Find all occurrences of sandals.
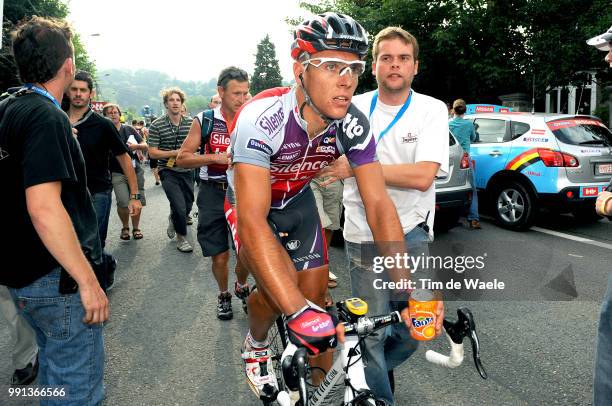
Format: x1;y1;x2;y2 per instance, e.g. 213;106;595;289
132;229;143;240
120;227;130;240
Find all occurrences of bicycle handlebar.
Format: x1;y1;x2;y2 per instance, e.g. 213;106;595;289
340;306;487;379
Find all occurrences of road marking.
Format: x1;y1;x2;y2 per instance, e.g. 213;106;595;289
532;226;612;250
567;254;583;258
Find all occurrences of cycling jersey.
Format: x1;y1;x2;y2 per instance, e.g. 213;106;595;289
194;106;230;183
228;87;377;209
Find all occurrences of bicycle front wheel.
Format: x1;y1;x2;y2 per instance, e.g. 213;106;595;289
269;316;288;393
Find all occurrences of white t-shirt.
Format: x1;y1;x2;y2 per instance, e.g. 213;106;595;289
343;89;450;243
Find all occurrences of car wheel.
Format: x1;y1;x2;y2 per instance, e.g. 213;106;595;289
572;206;603;222
492;181;536;230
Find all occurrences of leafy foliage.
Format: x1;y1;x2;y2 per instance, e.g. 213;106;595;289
251;35;283;95
1;0;96;90
302;0;611;108
96;68;217;117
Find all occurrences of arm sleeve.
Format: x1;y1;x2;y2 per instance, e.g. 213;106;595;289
105;120;130;156
230;110;274;169
414;100;450;177
336;103;378;168
147;123;160;148
22;115;77;188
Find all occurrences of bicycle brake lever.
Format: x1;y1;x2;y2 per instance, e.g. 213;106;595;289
443;307;487;379
470;329;488;379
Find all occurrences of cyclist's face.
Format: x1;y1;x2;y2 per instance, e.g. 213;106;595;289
219;80;249;115
68;80;92;107
373;38;419;93
296;50;360;120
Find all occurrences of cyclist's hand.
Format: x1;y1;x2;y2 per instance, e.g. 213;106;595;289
287;305;338;355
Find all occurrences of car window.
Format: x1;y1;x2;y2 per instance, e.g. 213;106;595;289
449;131;456;146
547;118;612;146
473;119;507;143
511;122;531;139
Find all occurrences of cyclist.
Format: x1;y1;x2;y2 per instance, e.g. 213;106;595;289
228;12;409;402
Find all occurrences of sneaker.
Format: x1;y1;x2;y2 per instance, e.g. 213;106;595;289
328;271;338;288
176;239;193;253
186;215;193;225
241;337;278;402
106;269;116;291
11;355;38;386
217;292;233;320
105;256;117;291
469;219;482;229
234;282;251;313
167;215;176;239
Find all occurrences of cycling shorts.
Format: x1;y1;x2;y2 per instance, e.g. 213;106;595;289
225;187;328;271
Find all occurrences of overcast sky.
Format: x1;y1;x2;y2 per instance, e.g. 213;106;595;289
69;0;314;82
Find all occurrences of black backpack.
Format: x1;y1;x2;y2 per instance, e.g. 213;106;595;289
199;108;215;153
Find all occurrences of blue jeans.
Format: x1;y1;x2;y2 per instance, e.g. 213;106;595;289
467;161;480;221
346;226;430;405
594;273;612;405
9;269;105;406
91;189;112;249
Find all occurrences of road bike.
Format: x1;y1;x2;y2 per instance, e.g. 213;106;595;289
265;298;487;405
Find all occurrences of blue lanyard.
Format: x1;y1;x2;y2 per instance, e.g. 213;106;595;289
369;90;413;144
24;83;61;110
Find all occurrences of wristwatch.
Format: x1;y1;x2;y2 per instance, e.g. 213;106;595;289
129;193;141;200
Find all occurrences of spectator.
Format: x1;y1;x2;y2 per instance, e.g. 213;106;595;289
177;66;251;320
103;103;148;241
67;71;142;251
587;24;612;406
148;87;195;252
0;286;38;385
322;26;448;404
310;175;342;291
0;16;108;403
208;93;221;109
449;98;481;229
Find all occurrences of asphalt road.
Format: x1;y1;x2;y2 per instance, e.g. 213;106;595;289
1;170;610;405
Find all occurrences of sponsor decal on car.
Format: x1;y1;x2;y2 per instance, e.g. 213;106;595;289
506;148;542;172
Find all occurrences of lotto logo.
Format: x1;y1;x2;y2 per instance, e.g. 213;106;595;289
342;113;364;139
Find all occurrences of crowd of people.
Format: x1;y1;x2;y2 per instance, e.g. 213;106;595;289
0;11;610;406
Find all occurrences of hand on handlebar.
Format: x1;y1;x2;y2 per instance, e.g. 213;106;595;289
401;299;445;338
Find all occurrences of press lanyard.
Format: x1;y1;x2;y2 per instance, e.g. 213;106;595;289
166;115;181;149
24;83;61;110
369;89;412;144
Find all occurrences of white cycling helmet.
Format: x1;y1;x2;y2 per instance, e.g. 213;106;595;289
587;25;612;51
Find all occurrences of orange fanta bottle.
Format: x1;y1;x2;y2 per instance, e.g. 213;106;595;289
408;289;438;341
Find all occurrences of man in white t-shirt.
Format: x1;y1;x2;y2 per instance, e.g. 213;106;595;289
321;26;449;405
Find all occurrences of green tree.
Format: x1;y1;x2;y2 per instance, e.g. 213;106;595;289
299;0;611;108
251;35;283;95
1;0;96;90
186;95;211;115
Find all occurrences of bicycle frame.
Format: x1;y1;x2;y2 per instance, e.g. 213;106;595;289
277;334;376;406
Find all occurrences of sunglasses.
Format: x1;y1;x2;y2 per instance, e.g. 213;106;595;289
302;57;366;78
